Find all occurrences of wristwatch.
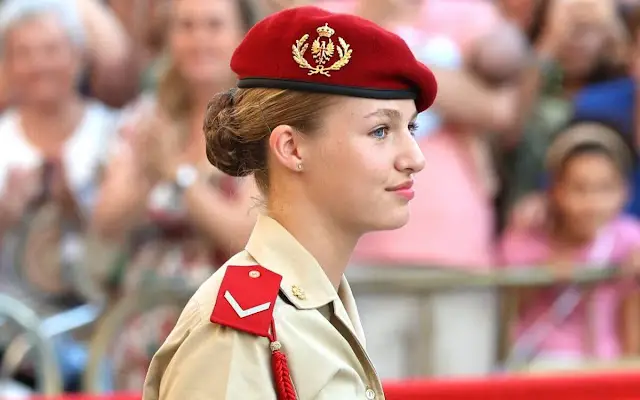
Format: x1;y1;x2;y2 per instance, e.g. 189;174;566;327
173;164;199;192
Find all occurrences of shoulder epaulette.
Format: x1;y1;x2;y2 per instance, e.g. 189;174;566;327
210;265;282;338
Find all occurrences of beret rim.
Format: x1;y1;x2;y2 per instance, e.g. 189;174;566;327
237;77;418;102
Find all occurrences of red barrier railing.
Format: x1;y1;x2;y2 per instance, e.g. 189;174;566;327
384;372;640;400
22;372;640;400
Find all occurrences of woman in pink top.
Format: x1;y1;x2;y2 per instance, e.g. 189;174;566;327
501;121;640;370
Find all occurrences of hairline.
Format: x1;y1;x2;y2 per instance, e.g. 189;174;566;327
0;2;85;58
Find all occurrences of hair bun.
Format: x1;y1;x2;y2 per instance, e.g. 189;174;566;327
203;89;265;177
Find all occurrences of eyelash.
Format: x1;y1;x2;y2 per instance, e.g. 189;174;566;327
408;121;419;135
370;121;420;140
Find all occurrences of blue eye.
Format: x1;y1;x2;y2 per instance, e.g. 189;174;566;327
371;126;388;140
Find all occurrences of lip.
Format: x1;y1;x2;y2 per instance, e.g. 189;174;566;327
387;180;414;191
387;180;415;201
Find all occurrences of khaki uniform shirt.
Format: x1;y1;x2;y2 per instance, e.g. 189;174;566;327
143;215;384;400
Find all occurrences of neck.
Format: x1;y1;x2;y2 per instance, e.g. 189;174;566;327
267;197;359;289
189;78;233;107
549;220;593;249
20;93;81;117
187;89;215;140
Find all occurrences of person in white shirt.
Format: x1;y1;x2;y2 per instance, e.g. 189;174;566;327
0;0;119;388
0;0;119;239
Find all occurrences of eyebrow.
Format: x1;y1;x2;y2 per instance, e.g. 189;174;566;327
364;108;419;121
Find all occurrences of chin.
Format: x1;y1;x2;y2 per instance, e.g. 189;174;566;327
368;208;411;232
29;92;66;106
185;65;227;84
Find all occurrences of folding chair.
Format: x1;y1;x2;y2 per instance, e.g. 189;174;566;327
82;277;194;393
0;294;62;395
0;168;108;388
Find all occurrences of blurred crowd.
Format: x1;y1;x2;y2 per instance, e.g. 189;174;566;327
4;0;640;395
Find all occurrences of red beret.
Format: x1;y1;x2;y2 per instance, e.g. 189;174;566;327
231;6;438;112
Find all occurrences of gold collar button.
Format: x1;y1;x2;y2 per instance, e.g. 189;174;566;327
291;285;306;300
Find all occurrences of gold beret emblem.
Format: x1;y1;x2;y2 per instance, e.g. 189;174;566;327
292;23;353;77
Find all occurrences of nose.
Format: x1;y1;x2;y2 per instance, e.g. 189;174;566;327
394;134;425;174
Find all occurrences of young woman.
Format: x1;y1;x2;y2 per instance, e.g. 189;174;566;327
501;121;640;371
143;5;436;400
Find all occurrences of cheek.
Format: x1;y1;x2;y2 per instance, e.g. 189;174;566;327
554;189;583;215
216;28;243;49
328;140;389;186
605;187;626;210
5;58;25;78
170;35;192;59
573;35;605;61
313;140;353;182
309;138;388;202
51;51;78;73
170;28;207;52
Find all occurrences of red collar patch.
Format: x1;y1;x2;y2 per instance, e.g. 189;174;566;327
210;265;283;338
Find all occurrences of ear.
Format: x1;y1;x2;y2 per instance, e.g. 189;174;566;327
268;124;304;172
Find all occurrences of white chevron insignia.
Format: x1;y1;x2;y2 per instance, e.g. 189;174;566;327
224;291;271;318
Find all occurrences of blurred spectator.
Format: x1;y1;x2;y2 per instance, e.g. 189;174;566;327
567;3;640;217
0;0;136;109
468;22;530;87
109;0;262;93
501;121;640;370
71;0;137;107
421;0;502;51
106;0;169;93
498;0;550;43
0;0;119;277
505;0;628;224
0;0;121;390
93;0;261;288
90;0;263;389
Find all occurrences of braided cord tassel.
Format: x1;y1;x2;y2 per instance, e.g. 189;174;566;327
269;320;297;400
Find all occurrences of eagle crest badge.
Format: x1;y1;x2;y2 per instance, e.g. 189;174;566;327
292;23;353;77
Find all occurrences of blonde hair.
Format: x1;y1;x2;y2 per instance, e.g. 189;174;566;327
203;88;335;194
157;63;190;124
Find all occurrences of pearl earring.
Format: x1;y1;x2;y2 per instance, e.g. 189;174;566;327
296;163;303;171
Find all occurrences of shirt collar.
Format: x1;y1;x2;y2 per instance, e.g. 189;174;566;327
336;276;366;345
245;214;338;310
